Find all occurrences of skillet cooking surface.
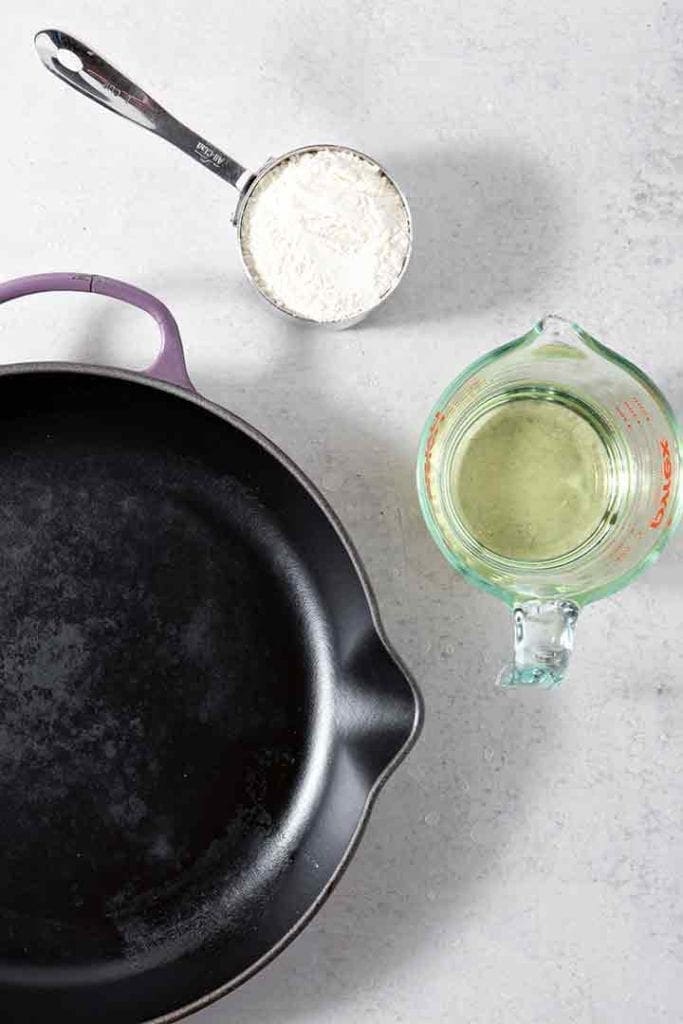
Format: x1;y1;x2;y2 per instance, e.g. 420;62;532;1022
0;371;418;1023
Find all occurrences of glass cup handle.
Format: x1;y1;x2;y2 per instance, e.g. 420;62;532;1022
498;599;580;689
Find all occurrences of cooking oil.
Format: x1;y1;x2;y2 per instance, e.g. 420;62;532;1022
450;390;615;562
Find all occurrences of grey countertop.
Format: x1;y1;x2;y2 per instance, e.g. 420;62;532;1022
3;1;682;1021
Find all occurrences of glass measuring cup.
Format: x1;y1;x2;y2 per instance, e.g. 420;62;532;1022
417;316;681;687
35;29;412;329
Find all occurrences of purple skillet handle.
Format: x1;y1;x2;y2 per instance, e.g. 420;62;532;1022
0;272;194;391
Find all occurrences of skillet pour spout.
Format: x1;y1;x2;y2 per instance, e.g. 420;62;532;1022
340;629;422;788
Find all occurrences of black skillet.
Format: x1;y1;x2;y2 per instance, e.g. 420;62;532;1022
0;273;422;1024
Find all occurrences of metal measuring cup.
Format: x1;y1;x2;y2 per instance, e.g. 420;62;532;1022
35;30;413;329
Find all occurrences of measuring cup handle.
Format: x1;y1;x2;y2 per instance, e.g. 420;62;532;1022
497;599;580;689
0;272;194;391
35;29;254;191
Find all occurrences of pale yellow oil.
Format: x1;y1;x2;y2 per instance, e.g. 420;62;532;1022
451;396;612;561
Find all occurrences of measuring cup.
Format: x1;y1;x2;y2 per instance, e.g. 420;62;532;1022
35;29;412;329
417;315;681;688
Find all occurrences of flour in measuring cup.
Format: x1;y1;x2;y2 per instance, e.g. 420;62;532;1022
240;149;410;323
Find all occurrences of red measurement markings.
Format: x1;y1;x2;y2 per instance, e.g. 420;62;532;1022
424;411;446;501
424;377;484;501
615;395;653;430
611;541;632;564
463;375;483;397
631;396;652;423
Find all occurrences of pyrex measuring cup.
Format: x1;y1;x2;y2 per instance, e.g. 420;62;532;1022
418;316;681;688
35;29;412;329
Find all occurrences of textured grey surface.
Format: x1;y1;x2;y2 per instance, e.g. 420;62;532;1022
2;1;683;1021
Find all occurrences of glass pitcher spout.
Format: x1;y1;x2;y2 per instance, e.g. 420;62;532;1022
498;600;579;689
534;313;587;347
533;312;599;341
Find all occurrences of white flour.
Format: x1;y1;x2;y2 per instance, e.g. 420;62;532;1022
239;148;411;323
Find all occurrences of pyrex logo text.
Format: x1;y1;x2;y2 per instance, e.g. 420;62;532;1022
650;439;673;528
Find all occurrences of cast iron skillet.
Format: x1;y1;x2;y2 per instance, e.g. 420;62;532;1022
0;273;422;1024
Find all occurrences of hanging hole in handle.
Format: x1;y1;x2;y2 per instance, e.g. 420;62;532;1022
56;48;83;73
